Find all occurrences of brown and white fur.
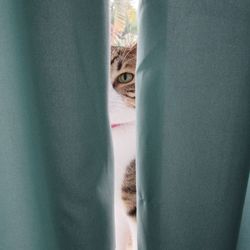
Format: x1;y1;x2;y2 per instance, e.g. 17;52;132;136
109;45;137;250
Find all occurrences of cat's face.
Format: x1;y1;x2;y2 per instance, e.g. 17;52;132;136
109;45;136;127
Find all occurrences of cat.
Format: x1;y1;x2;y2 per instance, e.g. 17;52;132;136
109;44;137;250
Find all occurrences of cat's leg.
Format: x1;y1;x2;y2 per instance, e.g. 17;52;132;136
115;202;130;250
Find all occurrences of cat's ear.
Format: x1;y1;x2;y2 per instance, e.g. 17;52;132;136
124;43;137;62
129;43;137;56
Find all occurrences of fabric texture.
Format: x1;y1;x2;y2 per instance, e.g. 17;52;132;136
137;1;250;249
1;0;250;250
0;1;114;250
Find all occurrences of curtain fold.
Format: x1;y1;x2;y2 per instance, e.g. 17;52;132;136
137;0;250;249
237;178;250;250
0;1;114;250
1;0;250;249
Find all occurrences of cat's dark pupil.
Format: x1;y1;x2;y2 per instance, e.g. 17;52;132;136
119;73;133;83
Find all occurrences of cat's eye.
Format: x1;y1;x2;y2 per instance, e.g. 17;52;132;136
117;73;134;83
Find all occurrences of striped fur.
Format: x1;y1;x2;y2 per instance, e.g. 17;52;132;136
122;160;136;218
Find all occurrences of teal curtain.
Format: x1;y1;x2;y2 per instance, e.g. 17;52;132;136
238;180;250;250
0;1;113;250
1;1;250;250
137;0;250;250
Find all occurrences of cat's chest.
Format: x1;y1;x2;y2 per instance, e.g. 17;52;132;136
111;124;136;185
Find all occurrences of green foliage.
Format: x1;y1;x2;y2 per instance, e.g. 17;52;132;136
111;0;137;46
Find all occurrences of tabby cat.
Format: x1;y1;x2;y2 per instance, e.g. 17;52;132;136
109;44;137;250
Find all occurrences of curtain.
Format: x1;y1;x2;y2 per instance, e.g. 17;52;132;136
137;0;250;250
1;1;250;250
0;1;113;250
238;181;250;250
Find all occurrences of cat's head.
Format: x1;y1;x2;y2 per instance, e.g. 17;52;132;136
109;44;136;127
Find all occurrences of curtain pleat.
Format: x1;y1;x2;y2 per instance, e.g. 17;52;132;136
2;0;250;249
0;1;114;250
137;0;250;249
237;178;250;250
